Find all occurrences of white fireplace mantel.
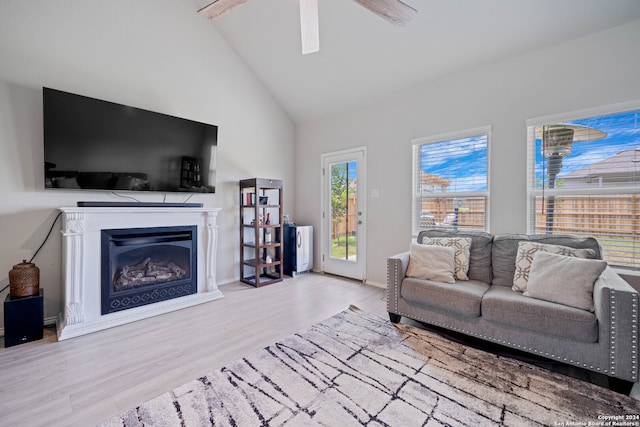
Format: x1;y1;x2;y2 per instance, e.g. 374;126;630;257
56;206;224;340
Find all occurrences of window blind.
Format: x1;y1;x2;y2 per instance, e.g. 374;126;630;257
412;126;490;235
527;108;640;269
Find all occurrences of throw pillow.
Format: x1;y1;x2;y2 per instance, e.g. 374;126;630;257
406;243;456;284
523;251;607;312
421;237;472;280
512;242;596;292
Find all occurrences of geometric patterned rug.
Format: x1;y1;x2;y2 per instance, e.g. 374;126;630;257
97;306;640;426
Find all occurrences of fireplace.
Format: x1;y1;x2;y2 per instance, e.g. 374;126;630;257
57;206;223;340
101;226;197;315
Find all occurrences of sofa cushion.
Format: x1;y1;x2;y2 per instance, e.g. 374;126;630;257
482;286;598;343
406;243;456;283
418;229;494;283
491;234;602;288
421;236;472;280
524;252;607;312
512;242;597;292
401;278;489;317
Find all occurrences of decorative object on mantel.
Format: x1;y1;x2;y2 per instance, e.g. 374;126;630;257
197;0;417;54
98;306;640;426
8;260;40;298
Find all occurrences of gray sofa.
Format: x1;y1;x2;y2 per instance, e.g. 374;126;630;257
387;229;640;383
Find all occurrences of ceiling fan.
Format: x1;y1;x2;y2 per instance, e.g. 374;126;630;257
197;0;417;54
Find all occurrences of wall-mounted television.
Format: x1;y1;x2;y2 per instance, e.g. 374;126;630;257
43;87;218;194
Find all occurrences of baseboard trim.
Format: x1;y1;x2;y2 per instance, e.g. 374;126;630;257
217;278;241;286
366;280;386;289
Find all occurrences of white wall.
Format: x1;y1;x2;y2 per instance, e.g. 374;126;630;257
296;20;640;286
0;0;295;328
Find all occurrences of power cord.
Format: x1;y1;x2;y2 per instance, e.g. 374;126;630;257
0;212;62;294
110;191;141;202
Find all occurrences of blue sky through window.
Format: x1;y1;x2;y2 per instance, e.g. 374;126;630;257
420;135;488;193
534;110;640;188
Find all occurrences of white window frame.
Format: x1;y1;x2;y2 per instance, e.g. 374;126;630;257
526;101;640;271
411;125;491;237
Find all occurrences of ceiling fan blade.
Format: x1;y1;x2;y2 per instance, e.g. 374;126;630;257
197;0;247;20
351;0;417;27
300;0;320;55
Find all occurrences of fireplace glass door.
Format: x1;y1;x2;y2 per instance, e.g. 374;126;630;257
101;226;197;314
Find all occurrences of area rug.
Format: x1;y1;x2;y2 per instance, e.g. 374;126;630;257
98;306;640;426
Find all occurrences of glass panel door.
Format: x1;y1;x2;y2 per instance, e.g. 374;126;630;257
321;147;366;281
330;160;357;261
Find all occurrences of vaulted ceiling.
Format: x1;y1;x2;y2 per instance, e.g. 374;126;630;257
193;0;640;123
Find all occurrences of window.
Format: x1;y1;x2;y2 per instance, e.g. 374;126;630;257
527;107;640;269
412;126;490;235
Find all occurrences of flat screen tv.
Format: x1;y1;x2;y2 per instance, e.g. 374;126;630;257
43;87;217;194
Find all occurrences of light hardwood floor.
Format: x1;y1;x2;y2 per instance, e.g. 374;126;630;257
0;274;387;427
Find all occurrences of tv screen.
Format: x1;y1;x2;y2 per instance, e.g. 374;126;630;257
43;87;217;194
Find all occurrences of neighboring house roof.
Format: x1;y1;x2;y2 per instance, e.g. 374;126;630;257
560;147;640;183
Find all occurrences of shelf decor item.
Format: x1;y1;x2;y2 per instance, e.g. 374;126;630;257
239;178;283;287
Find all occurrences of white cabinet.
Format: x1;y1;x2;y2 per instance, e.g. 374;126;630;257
284;225;313;277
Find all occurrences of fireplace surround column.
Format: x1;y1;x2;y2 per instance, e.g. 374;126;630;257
61;211;85;325
205;210;218;293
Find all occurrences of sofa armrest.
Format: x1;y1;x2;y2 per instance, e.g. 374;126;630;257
387;252;410;316
594;266;640;381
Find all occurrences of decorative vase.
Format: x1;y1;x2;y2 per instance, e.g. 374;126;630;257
9;260;40;298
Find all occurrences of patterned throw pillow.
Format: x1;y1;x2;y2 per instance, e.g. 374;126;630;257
512;242;596;292
421;237;472;281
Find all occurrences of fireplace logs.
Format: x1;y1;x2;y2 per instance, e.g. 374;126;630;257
114;257;187;291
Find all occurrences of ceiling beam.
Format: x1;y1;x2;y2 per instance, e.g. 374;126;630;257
351;0;417;28
197;0;247;20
